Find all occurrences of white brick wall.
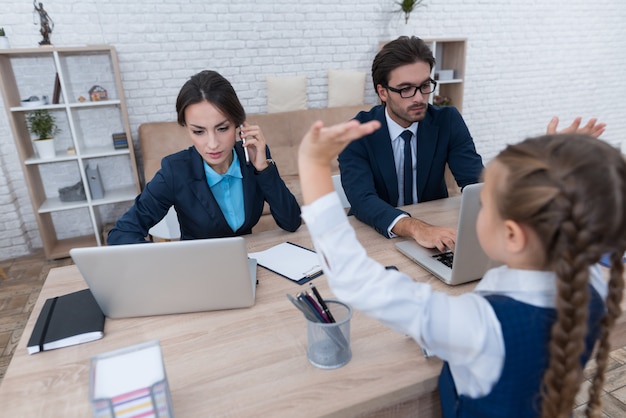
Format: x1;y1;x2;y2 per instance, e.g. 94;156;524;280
1;0;625;260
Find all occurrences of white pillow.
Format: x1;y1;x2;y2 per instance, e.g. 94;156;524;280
328;69;366;107
266;75;307;113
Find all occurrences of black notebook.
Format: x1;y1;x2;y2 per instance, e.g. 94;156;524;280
27;288;105;355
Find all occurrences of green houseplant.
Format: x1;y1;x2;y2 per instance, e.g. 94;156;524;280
27;109;60;140
27;109;60;158
396;0;426;24
0;27;9;49
433;95;452;107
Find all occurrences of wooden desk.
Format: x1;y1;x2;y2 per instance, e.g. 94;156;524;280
1;197;624;417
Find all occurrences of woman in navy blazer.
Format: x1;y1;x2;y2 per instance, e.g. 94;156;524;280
108;70;301;245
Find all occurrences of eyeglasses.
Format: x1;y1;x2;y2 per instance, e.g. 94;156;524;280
386;79;437;98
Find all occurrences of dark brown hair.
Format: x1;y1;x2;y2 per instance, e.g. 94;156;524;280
494;134;626;417
175;70;245;127
371;36;435;96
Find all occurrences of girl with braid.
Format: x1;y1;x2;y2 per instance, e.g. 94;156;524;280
297;118;626;417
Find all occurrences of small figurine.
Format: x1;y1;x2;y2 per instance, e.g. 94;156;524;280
89;85;108;101
58;180;86;202
33;1;54;46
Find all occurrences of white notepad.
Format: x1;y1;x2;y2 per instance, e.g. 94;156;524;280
90;340;174;417
249;242;323;284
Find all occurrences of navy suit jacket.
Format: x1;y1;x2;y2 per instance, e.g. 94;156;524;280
107;142;301;245
338;104;483;237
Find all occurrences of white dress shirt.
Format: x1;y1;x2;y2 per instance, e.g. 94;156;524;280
385;108;418;236
301;192;607;398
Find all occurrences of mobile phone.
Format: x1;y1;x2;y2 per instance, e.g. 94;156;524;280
239;124;250;165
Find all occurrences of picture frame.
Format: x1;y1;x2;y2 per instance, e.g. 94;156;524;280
52;73;61;104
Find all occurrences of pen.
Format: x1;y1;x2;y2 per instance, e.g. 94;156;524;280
239;124;250;165
295;292;320;321
309;282;335;323
303;292;330;323
297;292;326;323
286;294;318;322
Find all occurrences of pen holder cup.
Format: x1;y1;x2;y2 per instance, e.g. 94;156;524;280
306;300;352;369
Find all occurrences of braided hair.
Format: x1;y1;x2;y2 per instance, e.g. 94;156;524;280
493;134;626;418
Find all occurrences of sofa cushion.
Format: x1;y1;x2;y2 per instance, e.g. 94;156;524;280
266;75;307;113
328;69;366;107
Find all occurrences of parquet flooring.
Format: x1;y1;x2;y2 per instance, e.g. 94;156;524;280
0;251;72;382
1;251;626;416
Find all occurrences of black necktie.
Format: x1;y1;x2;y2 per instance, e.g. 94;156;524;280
401;130;413;205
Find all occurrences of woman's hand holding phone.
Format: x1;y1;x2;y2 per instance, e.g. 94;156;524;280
239;124;250;165
239;122;269;170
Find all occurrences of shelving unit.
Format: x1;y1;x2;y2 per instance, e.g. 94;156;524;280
0;45;140;259
425;38;466;112
378;37;466;112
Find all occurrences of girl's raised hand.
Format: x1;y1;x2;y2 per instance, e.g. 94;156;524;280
546;116;606;138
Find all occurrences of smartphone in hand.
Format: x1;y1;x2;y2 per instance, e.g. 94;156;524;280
239;124;250;165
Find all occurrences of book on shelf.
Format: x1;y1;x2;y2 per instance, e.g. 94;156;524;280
111;132;129;149
27;288;105;355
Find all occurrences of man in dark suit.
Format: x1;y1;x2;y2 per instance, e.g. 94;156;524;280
339;36;483;252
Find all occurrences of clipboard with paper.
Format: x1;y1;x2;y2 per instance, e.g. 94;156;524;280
249;242;323;285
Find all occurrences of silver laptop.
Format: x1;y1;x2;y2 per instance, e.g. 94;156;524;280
69;237;257;318
395;183;498;285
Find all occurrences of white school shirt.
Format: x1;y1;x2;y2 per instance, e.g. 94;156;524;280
301;192;607;398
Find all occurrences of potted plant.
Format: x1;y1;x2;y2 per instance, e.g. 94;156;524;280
0;27;9;49
396;0;426;24
433;95;452;107
27;109;60;159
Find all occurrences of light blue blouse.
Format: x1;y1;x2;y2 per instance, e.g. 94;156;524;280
203;151;244;232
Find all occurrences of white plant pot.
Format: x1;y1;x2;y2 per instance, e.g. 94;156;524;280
386;16;415;39
398;23;414;37
0;37;10;49
34;138;56;159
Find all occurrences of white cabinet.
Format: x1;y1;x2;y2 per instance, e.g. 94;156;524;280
0;45;140;259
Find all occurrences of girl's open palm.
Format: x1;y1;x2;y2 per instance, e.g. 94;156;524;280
299;120;381;167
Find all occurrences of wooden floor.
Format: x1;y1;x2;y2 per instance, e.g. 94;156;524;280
0;251;73;383
2;252;626;416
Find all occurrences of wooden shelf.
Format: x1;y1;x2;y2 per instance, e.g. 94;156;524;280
48;235;98;260
0;45;140;259
425;38;466;112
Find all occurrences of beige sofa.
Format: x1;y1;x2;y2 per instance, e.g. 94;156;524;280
138;104;371;232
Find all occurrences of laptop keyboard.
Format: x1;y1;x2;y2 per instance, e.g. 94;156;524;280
432;251;454;268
